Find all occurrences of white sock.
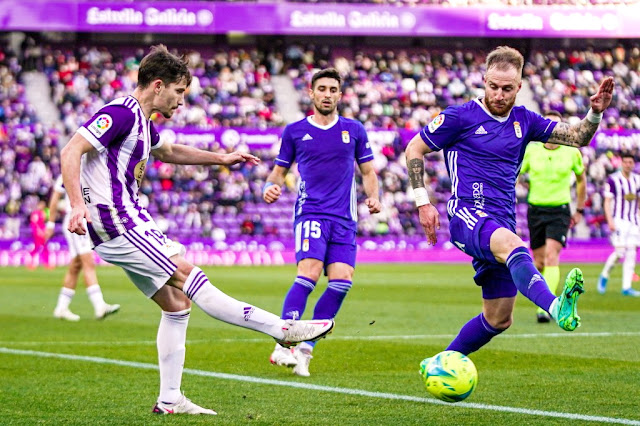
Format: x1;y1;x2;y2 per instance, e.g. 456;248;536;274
157;309;190;404
183;267;285;339
601;249;623;278
298;342;314;353
622;248;636;291
87;284;106;312
56;287;75;311
549;298;559;320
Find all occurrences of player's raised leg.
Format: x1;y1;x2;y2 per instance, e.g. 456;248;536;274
491;228;585;331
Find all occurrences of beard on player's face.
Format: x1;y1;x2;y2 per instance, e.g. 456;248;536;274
485;95;516;116
314;98;337;115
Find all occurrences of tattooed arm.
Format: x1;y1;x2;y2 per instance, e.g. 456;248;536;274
547;77;614;148
405;133;440;245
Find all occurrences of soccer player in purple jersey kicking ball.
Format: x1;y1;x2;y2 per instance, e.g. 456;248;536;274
263;68;381;377
405;46;614;366
61;45;334;415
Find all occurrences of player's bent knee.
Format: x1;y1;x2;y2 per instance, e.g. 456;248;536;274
153;285;192;311
297;259;324;281
488;316;512;331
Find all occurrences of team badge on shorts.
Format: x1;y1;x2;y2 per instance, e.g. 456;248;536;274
513;121;522;138
428;114;445;133
303;238;310;252
342;131;350;144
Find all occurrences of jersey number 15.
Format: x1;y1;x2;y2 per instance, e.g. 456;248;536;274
295;220;321;252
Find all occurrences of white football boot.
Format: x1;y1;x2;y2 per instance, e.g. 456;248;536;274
152;394;217;415
270;344;298;368
95;303;120;320
276;319;334;348
53;307;80;322
292;347;313;377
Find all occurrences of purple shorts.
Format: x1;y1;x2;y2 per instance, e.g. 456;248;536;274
294;216;357;268
449;206;518;299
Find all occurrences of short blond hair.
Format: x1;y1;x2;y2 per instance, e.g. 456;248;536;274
485;46;524;75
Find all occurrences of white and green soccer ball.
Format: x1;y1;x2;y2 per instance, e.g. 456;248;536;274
419;350;478;403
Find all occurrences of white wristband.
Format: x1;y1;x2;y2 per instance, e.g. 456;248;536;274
586;108;603;124
46;221;55;230
413;187;431;207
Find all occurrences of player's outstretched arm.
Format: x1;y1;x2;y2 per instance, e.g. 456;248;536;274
547;76;614;148
263;165;288;204
154;142;260;166
359;161;381;214
405;133;439;245
60;133;95;236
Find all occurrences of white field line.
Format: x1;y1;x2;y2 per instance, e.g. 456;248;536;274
2;331;640;346
1;347;639;426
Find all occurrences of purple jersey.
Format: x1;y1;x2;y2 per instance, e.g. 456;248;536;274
77;96;162;246
604;171;640;225
275;115;374;227
419;98;557;226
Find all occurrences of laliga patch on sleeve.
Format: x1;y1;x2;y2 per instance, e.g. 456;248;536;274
88;114;113;138
428;114;445;133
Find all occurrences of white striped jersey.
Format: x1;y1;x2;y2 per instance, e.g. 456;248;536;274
275;115;374;228
76;96;162;246
604;171;640;225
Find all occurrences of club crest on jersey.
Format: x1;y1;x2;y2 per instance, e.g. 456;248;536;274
88;114;113;138
341;131;350;144
428;114;445;133
624;193;637;201
514;121;522;138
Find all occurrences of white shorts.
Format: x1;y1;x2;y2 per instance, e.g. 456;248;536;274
63;217;92;258
95;220;186;298
611;219;640;248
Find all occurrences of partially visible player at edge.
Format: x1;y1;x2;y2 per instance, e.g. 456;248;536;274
405;46;614;360
520;111;587;323
46;174;121;321
61;45;334;416
263;68;381;377
597;153;640;297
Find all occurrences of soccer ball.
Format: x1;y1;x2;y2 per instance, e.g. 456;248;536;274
419;350;478;403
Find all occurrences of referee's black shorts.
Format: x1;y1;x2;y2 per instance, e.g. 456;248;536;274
527;204;571;250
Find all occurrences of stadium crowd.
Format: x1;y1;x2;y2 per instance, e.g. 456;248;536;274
2;42;640;246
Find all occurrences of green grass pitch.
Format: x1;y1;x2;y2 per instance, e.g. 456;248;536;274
1;263;639;425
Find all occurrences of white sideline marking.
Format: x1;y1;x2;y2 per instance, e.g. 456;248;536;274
1;347;639;426
2;331;640;346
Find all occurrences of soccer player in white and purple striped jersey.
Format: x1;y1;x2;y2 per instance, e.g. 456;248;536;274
263;68;381;377
60;45;334;415
598;153;640;297
405;46;614;365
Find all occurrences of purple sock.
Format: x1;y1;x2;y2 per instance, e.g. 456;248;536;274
506;247;556;312
281;276;316;320
306;279;352;348
313;280;352;319
446;313;504;355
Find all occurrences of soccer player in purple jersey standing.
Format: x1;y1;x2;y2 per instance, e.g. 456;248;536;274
404;46;614;367
597;153;640;297
263;68;381;377
61;45;334;415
